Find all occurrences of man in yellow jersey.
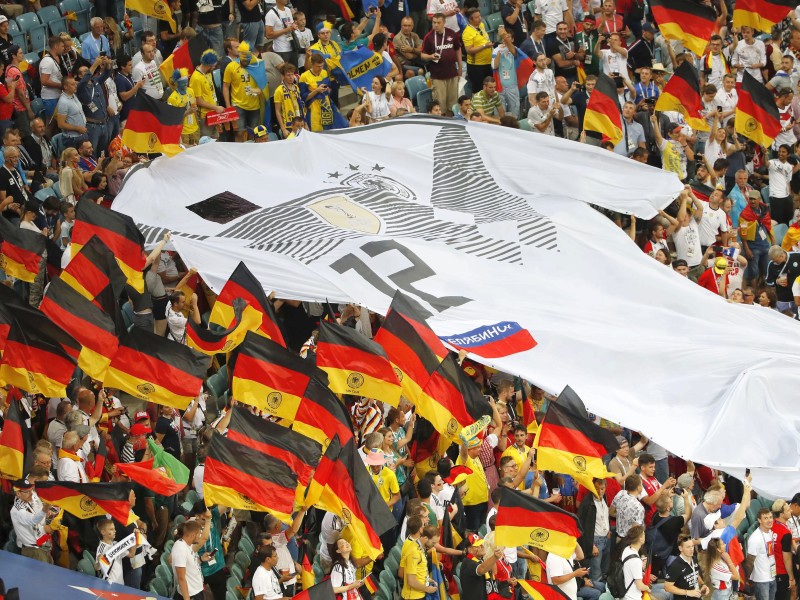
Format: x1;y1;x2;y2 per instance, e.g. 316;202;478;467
366;448;401;509
462;8;493;96
399;516;437;599
222;41;262;142
190;49;224;140
306;24;341;105
458;432;489;532
167;68;200;146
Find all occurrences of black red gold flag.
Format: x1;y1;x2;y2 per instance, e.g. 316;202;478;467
736;71;781;147
519;580;573;600
533;386;619;496
40;277;118;381
121;94;185;157
293;579;335;600
583;74;623;145
650;0;716;56
60;234;127;320
209;262;285;347
227;405;322;487
159;34;210;84
36;481;137;525
72;201;146;293
203;431;298;523
654;61;709;131
186;297;261;356
496;487;581;558
292;376;354;450
733;0;794;32
0;217;45;283
0;398;31;480
316;320;401;406
104;327;209;410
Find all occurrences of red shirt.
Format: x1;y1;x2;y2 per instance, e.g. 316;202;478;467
641;476;661;526
773;521;792;576
0;84;13;121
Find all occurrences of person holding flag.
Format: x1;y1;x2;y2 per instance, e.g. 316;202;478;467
330;538;365;599
460;533;504;600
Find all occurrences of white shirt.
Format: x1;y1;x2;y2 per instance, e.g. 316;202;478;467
167;305;188;342
252;564;284;599
747;528;777;582
273;530;295;574
171;538;205;595
265;6;294;53
319;512;344;562
528;104;555;135
732;39;766;82
547;552;578;600
622;546;644;600
10;493;47;548
426;0;459;30
132;59;164;99
39;56;63;100
672;219;703;267
714;88;738;124
527;68;556;102
57;454;88;482
700;204;729;246
705;52;729;88
193;463;205;500
534;0;568;34
769;158;794;197
365;91;392;121
594;496;610;536
775;105;797;149
600;48;630;82
97;539;125;584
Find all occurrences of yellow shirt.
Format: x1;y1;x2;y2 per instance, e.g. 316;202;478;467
462;23;492;65
341;527;373;579
273;82;304;128
501;444;531;490
457;453;488;506
167;89;199;135
223;61;261;111
189;69;217;119
371;466;400;504
400;537;428;600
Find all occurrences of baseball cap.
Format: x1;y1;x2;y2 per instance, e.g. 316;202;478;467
12;479;33;491
615;435;628;446
713;257;728;275
641;22;654;32
130;423;152;436
0;16;8;24
703;511;721;530
467;533;484;547
748;190;761;199
134;411;149;422
667;122;682;134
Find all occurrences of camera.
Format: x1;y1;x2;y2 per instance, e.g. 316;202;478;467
99;51;107;57
576;83;586;92
644;97;656;104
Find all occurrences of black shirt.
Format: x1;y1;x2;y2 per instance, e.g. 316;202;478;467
155;415;181;459
666;556;701;594
501;2;526;47
461;557;500;600
237;0;265;23
0;164;28;215
545;33;578;78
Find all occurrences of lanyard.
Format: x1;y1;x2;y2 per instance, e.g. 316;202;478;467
532;38;544;55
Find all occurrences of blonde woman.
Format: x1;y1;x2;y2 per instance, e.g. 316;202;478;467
389;81;414;117
58;147;87;202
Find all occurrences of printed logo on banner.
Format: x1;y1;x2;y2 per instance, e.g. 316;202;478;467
441;322;537;358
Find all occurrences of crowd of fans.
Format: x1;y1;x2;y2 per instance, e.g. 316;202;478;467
0;0;799;598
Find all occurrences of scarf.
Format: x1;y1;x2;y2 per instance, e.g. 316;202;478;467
58;447;81;462
741;202;772;232
705;51;729;74
277;82;303;127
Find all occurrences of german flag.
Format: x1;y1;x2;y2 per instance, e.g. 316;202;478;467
733;0;794;32
534;386;619;496
121;93;184;157
115;458;187;496
60;235;127;316
231;331;318;419
374;290;447;407
495;487;581;559
293;376;354;450
72;202;146;294
210;262;285;347
519;580;573;600
293;579;334;600
0;318;77;398
655;61;709;132
203;431;298;523
316;320;401;406
0;217;45;283
227;405;322;487
35;481;137;525
421;354;493;442
361;574;378;600
159;34;210;86
301;553;315;591
187;297;262;356
736;71;781;148
125;0;176;33
690;181;715;203
305;436;396;560
409;415;448;478
0;398;30;480
104;328;209;410
650;0;716;56
583;74;623;146
40;277;118;381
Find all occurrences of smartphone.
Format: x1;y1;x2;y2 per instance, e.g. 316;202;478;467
717;106;722;113
711;245;724;254
99;51;107;57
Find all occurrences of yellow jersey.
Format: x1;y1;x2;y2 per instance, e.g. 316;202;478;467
223;61;261;111
371;466;400;505
501;444;531;490
273;82;304;128
189;69;217;119
167;89;199;135
400;537;428;600
457;453;488;506
462;23;492;65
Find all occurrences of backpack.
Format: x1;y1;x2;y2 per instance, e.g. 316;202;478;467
606;554;638;599
645;517;674;562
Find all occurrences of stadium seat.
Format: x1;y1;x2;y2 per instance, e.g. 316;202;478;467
30;97;45;118
485;12;503;41
185;489;199;506
77;558;96;575
230;562;244;582
330;28;342;45
50;132;67;158
148;578;169;597
17;13;47;54
10;31;27;52
416;88;433;113
404;75;427;107
226;592;239;600
379;567;396;592
238;536;254;556
234;550;250;569
60;0;91;35
519;118;532;131
37;6;68;37
24;53;41;68
155;563;173;586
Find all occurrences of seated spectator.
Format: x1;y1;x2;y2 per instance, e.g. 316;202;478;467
471;77;505;124
528;91;560;135
393;16;424;80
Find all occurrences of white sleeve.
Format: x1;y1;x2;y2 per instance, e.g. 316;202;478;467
330;564;345;588
171;543;189;569
486;433;498;448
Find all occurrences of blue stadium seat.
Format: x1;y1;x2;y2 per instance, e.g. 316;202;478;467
37;6;68;37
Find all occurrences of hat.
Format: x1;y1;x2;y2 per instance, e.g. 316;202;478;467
651;62;668;73
0;16;8;24
253;124;268;138
641;22;654;33
615;435;628;446
677;473;694;488
703;511;721;530
667;122;682;134
791;493;800;505
467;533;484;547
460;415;491;448
12;479;32;491
748;190;761;199
130;423;151;436
443;465;473;485
317;23;331;32
713;257;728;275
134;410;149;422
238;41;251;55
700;527;724;550
365;448;386;466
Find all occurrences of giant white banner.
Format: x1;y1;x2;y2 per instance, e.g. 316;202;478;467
113;116;800;497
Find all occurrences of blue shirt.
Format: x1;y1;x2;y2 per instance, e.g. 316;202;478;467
81;34;110;63
77;69;111;122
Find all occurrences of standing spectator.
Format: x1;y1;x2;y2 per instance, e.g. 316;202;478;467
76;58;112;157
114;55;143;125
546;21;582;84
527;53;556;105
82;18;111;63
747;508;778;600
251;545;284;600
619;525;650;600
5;46;30;137
501;0;525;47
172;517;212;600
546;543;592;600
731;26;766;83
460;533;503;599
458;435;490;532
765;245;800;313
615;101;645;156
330;538;364;598
671;188;705;279
665;535;710;600
131;31;164;67
577;478;612;584
222;42;261;142
190;49;223;140
196;0;228;60
167;68;200;147
611;474;645;541
493;26;521;119
767;145;799;226
689;487;725;540
638;453;676;526
739;191;774;286
56;430;88;482
263;507;307;596
771;500;794;600
462;9;493;94
394;17;425;81
236;0;266;51
274;63;304;138
534;0;569;34
55;76;88;148
154;405;182;460
10;479;54;564
421;14;461;112
39;35;65;117
132;44;164;99
265;0;297;67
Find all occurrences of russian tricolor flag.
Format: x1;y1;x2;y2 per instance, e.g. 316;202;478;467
494;47;535;92
442;322;537;358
